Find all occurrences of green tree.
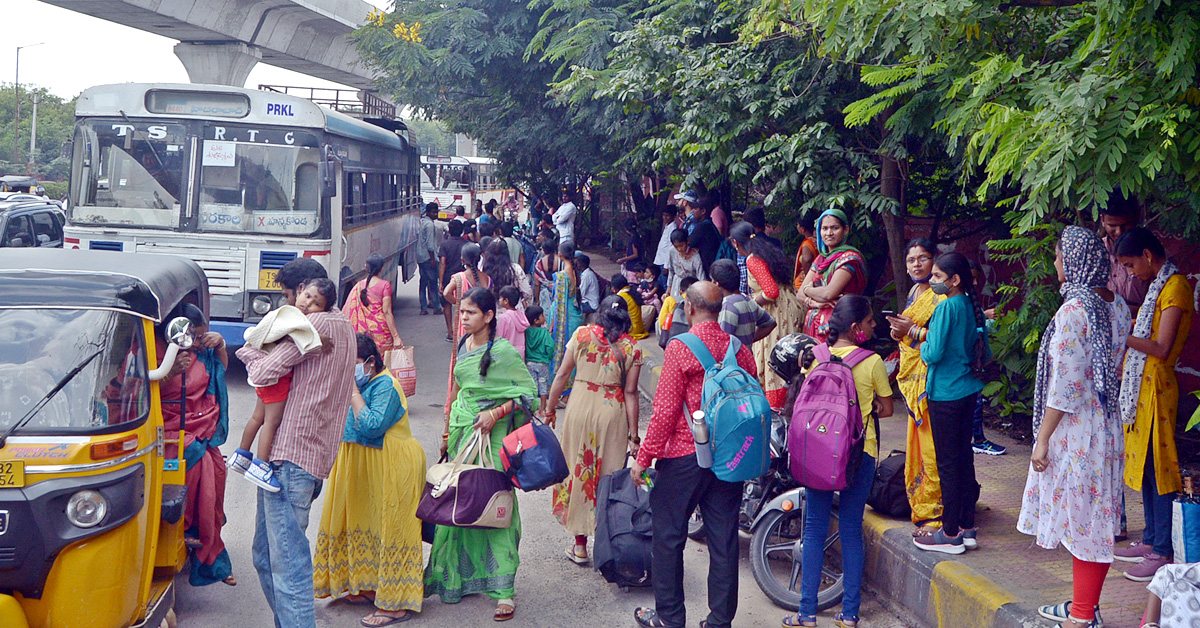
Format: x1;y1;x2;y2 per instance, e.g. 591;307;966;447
403;117;457;156
0;84;77;179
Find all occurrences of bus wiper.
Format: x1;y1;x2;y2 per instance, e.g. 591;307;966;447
0;348;104;449
118;109;166;172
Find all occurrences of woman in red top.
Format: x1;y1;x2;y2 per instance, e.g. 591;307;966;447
729;221;801;408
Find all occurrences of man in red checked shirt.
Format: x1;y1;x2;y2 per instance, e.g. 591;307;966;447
631;281;756;628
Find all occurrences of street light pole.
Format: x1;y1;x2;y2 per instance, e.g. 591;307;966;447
13;42;45;167
28;91;40;174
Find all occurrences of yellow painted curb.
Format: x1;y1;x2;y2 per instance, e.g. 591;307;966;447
929;560;1017;628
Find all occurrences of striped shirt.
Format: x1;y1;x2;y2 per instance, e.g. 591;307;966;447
718;293;774;347
236;309;356;479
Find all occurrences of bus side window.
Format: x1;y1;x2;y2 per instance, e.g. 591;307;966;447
295;163;319;211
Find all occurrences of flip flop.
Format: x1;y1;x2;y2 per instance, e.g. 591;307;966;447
361;611;412;626
566;545;590;565
335;593;375;606
633;607;672;627
222;575;237;586
494;599;515;622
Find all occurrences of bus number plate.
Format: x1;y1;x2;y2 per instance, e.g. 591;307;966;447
258;269;280;290
0;461;24;488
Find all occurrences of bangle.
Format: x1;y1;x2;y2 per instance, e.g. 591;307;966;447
630;435;641;444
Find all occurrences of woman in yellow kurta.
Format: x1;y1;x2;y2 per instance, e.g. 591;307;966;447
887;239;944;532
1113;227;1193;580
314;334;427;625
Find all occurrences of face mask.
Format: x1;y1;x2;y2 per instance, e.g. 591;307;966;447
354;363;370;388
929;280;951;295
909;273;930;284
853;329;871;345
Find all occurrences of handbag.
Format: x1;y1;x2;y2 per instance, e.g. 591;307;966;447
416;429;514;529
501;397;569;491
1172;496;1200;564
388;346;417;397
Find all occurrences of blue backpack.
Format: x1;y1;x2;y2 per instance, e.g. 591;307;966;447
676;333;772;482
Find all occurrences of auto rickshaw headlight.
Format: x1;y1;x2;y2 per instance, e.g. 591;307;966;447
252;295;273;315
66;490;108;528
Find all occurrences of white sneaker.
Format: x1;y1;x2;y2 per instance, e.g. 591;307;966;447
226;449;253;475
245;459;281;492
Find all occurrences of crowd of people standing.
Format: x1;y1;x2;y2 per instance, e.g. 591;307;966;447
161;187;1197;628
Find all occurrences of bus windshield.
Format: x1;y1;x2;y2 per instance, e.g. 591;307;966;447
0;309;150;433
70;120;187;228
198;142;322;236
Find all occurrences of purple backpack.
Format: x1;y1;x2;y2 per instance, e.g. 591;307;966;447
787;344;874;491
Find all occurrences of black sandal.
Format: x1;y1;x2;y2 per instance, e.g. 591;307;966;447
633;607;673;628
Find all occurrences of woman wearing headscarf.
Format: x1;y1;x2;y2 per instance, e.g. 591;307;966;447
729;221;802;408
1018;226;1132;628
886;238;944;534
798;209;868;342
1112;227;1194;581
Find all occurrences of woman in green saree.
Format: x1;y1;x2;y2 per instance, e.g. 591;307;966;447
426;287;539;622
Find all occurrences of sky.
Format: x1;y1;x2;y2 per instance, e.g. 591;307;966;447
2;0;390;99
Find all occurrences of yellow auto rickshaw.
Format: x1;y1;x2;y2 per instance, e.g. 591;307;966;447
0;248;209;628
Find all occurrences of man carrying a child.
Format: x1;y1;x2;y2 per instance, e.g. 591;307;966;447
235;258;356;628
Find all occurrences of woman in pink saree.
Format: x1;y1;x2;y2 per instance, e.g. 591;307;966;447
343;254;403;353
158;305;235;587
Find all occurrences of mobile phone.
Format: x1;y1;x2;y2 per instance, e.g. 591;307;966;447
882;309;895;317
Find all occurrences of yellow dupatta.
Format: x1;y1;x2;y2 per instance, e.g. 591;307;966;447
898;286;945;527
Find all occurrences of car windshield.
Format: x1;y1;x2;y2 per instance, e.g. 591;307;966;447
69;120;188;229
0;309;150;433
198;142;322;235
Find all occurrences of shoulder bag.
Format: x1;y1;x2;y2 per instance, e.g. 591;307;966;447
416;429;514;529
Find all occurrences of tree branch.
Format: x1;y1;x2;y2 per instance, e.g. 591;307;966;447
998;0;1088;9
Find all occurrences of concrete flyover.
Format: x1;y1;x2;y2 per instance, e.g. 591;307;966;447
37;0;379;88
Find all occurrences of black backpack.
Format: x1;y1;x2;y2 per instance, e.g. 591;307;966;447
867;450;911;519
593;467;654;588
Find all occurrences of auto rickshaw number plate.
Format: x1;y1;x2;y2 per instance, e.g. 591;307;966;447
258;269;280;290
0;461;24;488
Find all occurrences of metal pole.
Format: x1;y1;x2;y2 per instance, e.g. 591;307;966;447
12;43;44;167
14;47;20;165
28;92;40;173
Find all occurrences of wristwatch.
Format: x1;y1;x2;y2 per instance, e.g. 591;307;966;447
629;435;641;444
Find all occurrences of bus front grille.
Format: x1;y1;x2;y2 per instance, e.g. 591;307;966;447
134;242;245;296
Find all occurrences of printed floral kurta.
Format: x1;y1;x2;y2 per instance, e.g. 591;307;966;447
551;326;642;536
1017;297;1132;562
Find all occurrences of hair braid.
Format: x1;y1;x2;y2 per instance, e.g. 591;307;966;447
479;317;497;378
964;288;989;376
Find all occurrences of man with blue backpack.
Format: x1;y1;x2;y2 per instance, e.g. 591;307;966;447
631;281;770;628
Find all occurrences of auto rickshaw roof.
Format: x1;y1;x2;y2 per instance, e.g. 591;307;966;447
0;249;208;322
0;175;38;189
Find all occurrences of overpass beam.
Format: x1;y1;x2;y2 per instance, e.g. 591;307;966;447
173;42;263;87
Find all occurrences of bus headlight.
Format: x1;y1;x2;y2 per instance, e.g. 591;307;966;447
252;295;273;315
66;490;108;528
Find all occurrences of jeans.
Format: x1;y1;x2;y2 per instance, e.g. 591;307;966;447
649;455;742;628
1141;447;1176;556
799;454;875;621
928;394;980;536
253;461;320;628
417;259;439;312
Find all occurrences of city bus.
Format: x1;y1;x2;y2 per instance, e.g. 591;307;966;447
419;155;472;219
465;155;524;221
63;83;421;344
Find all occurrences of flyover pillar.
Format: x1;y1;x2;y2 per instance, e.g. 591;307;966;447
173;42;262;87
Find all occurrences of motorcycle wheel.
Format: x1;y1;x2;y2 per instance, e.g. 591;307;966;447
749;507;843;612
687;507;706;541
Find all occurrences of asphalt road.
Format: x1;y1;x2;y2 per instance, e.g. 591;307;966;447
173;275;913;628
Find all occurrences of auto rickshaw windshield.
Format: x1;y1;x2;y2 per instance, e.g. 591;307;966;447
0;308;150;433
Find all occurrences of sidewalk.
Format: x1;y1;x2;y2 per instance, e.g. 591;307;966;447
585;248;1152;628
